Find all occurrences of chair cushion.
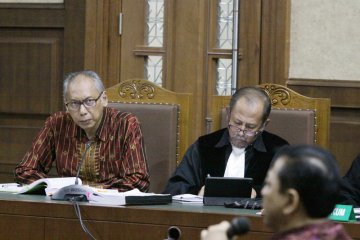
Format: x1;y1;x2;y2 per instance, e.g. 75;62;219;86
107;102;178;193
267;109;315;145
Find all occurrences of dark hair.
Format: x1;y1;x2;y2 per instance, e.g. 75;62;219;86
63;70;105;100
273;145;340;218
229;87;271;123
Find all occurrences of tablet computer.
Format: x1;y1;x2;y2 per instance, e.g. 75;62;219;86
203;177;253;206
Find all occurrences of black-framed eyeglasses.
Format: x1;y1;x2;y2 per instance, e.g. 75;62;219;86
228;124;260;137
65;91;104;111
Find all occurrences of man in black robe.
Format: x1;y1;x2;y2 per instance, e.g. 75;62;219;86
338;154;360;206
163;86;289;197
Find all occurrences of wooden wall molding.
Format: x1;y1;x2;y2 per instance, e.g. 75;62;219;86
287;79;360;108
288;78;360;88
0;5;64;27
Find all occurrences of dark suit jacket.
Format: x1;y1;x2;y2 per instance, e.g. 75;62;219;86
163;128;288;196
338;154;360;206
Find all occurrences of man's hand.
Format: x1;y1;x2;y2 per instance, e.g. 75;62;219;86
198;185;205;196
200;221;230;240
251;188;257;198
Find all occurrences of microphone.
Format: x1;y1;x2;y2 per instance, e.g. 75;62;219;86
51;141;94;201
75;141;93;185
226;217;250;239
165;226;181;240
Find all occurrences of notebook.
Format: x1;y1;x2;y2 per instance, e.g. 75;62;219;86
203;177;253;206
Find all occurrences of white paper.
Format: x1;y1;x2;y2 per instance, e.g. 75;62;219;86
87;192;126;205
0;183;23;193
87;188;170;205
172;194;203;204
0;177;80;196
19;177;80;195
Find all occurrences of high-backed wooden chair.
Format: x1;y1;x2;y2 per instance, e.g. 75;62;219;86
207;83;331;148
106;79;192;193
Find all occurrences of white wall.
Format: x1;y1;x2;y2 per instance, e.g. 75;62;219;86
289;0;360;81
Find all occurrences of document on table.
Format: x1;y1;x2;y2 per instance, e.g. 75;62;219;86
0;177;81;196
87;188;172;206
0;183;22;193
172;194;203;204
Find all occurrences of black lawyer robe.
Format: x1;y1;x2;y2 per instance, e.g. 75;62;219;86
163;128;288;196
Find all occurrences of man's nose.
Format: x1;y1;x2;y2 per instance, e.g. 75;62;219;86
237;125;246;135
237;129;245;136
79;104;88;115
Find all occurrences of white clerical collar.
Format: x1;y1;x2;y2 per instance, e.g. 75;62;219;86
231;145;245;155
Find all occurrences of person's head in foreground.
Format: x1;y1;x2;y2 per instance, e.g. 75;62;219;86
201;145;351;240
262;145;341;233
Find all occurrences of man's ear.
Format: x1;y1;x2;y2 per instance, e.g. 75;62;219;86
260;118;270;131
64;100;69;112
101;91;108;107
226;108;230;122
264;118;270;127
282;188;300;215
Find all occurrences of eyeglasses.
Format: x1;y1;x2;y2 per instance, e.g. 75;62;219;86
228;124;260;137
65;91;103;111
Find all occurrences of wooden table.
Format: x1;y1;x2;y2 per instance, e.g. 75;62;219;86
0;192;358;240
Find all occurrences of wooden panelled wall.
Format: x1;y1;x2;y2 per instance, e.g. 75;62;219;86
0;0;356;183
0;3;63;181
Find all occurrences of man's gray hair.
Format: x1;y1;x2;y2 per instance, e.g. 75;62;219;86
229;87;271;124
63;70;105;100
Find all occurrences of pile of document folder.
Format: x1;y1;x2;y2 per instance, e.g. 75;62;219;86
87;189;172;206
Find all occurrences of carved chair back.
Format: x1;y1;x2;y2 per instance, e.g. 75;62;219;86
207;84;330;148
106;79;193;193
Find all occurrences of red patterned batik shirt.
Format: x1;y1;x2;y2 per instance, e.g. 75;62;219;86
15;107;150;192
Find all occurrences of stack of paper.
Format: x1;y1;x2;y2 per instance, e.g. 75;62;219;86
87;189;172;206
0;183;22;193
172;194;203;204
